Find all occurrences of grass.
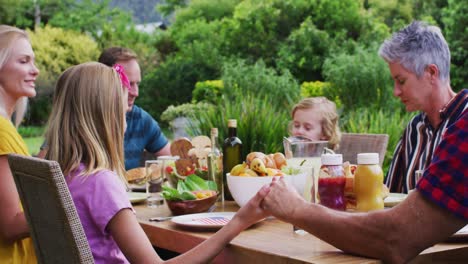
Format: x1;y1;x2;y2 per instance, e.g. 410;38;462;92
23;136;44;156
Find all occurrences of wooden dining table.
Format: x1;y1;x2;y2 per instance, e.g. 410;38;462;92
134;201;468;263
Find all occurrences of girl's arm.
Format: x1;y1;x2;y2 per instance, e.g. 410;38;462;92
0;156;30;242
108;185;270;264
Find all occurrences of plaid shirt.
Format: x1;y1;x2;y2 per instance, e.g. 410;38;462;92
417;108;468;220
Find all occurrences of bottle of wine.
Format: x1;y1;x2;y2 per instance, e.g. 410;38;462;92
207;128;224;203
223;119;242;201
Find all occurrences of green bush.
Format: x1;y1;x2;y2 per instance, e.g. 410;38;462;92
26;25;100;125
192;80;224;104
277;17;331;82
300;81;342;109
322;45;397;111
220;0;313;66
161;102;214;125
139;54;220;121
340;107;414;175
171;0;239;27
188;59;300;158
189;90;291;159
17;126;45;138
442;0;467;90
222;59;300;110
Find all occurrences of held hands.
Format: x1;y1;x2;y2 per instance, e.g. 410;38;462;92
232;184;272;229
262;177;306;222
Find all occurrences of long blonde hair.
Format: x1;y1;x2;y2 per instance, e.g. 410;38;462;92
45;62;127;183
0;25;30;125
291;97;341;150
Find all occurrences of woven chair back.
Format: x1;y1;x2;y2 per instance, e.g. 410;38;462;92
335;133;389;166
8;154;94;264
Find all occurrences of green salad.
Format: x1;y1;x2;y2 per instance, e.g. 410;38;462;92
162;175;217;201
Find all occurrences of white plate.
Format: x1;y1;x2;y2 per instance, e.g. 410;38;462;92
384;193;407;207
453;225;468;238
127;192;148;204
171;212;235;229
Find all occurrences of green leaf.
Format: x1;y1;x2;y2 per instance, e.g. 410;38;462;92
185;175;209;190
177;181;190;193
180;191;197;200
162;186;183;200
206;181;218;191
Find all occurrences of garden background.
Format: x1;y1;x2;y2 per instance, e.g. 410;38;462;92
2;0;466;174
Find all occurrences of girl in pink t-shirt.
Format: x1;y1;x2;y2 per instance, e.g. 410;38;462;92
45;62;270;263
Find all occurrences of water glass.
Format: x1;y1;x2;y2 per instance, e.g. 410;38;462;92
145;160;164;207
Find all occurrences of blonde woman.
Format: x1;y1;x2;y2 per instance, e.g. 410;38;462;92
45;62;270;263
0;25;39;263
290;97;341;150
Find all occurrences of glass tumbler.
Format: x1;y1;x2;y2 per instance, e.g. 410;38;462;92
145;160;164;207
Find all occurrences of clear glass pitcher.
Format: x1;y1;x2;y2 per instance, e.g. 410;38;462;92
283;136;330;203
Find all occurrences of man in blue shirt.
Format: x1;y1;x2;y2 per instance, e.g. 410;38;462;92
98;47;171;170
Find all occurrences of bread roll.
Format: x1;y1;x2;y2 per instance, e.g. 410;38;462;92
125;167;146;182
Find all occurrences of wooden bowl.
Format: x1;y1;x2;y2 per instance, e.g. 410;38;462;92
166;192;218;215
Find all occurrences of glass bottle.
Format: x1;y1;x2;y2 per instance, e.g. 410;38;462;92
318;154;346;211
354;153;384;212
207;128;224;203
223;119;242;201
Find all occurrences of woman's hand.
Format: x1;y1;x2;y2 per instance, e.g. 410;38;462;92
262;177;307;222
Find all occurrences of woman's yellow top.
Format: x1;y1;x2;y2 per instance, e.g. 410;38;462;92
0;116;36;264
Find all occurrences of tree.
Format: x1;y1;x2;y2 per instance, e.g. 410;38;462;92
442;0;467;90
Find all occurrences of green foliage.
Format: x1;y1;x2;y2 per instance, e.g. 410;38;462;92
300;81;342;109
188;59;300;158
153;31;179;61
340;107;414;174
0;0;23;25
300;81;330;97
2;0;74;29
25;95;53;126
172;19;224;50
17;126;45;137
171;0;239;27
442;0;467;90
322;45;397;111
23;136;44;156
366;0;414;30
160;102;214;124
222;59;301;110
190;90;291;159
27;25;99;92
139;54;220;121
48;0;129;38
157;0;188;17
277;18;331;82
357;15;391;45
312;0;363;39
192;80;224;104
220;0;313;66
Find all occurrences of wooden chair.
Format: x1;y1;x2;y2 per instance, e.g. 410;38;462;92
8;154;94;264
335;133;389;166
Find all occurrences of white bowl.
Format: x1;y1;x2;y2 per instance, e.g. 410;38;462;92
227;172;308;207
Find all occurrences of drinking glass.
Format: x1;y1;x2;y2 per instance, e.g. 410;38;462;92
145;160;164;207
157;155;179;188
